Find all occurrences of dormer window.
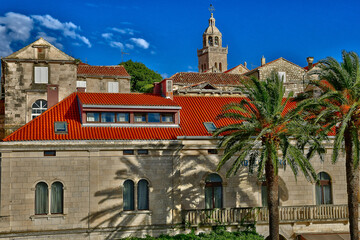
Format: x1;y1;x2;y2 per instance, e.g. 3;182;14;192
101;112;115;123
134;113;147;123
87;113;100;122
162;114;173;123
117;113;129;123
148;113;160;123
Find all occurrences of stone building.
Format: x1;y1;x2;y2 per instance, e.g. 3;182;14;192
198;12;228;73
0;82;355;239
0;38;131;137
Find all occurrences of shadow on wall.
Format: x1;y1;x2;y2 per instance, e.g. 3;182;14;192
81;142;183;239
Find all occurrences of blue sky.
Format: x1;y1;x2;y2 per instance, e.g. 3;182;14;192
1;0;360;78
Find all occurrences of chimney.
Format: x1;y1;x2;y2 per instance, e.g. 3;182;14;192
160;78;173;100
307;57;314;70
244;61;247;68
153;82;162;95
47;84;59;108
261;56;266;66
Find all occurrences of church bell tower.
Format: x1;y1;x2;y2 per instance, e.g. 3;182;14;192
197;5;228;73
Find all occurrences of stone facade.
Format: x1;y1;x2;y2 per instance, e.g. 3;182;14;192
244;58;307;96
0;138;353;239
0;38;131;137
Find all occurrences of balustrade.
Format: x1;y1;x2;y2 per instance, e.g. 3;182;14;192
183;204;354;226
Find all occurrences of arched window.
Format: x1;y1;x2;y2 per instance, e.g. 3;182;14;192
208;36;213;46
205;173;223;209
32;99;47;119
35;182;48;215
51;182;63;214
123;180;135;211
215;62;218;69
219;63;222;72
316;172;332;205
138;179;149;210
214;36;219;46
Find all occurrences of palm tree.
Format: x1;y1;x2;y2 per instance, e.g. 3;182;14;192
298;50;360;240
214;73;321;240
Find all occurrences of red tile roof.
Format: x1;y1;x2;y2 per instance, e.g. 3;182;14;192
3;93;306;142
78;92;179;107
77;62;130;77
171;72;244;86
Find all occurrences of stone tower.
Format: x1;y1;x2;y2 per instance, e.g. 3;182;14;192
197;12;228;73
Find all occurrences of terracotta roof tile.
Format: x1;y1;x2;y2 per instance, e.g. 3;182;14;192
3;93;314;141
171;72;244;86
77;92;179;106
77;63;130;77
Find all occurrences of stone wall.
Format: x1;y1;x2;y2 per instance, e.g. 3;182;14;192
0;138;352;239
79;77;130;93
258;58;306;96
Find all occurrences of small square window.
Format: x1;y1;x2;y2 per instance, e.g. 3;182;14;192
44;151;56;156
34;66;48;84
101;112;115;123
162;114;174;123
54;122;68;133
278;72;286;83
123;150;134;155
148;113;161;123
87;113;100;122
134;113;146;123
117;113;129;123
137;149;148;155
204;122;217;132
208;149;218;154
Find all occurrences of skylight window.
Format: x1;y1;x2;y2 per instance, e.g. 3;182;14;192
54;122;68;134
204;122;217;133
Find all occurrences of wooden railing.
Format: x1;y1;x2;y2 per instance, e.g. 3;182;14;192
183;204;352;226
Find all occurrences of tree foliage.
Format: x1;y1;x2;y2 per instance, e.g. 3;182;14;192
214;72;321;240
296;50;360;240
121;60;162;92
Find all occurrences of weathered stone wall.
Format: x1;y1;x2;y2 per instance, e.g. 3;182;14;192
258;59;306;96
2;61;77;136
79;77;130;93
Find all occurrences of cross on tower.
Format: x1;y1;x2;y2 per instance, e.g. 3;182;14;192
208;4;215;14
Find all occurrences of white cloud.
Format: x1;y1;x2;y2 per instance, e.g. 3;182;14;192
130;38;149;49
111;27;134;35
125;43;134;49
36;32;63;49
110;41;124;50
0;12;33;56
101;33;113;40
32;14;91;47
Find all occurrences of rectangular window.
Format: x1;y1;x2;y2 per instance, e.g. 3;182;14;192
34;66;48;84
278;72;286;83
87;113;100;122
76;80;87;88
134;113;146;123
117;113;129;123
108;82;119;93
123;150;134;155
161;114;174;123
204;122;217;132
166;80;172;92
148;113;160;123
101;112;115;123
44;151;56;156
137;149;148;155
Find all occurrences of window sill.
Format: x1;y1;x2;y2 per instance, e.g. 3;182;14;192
120;210;152;216
30;214;66;221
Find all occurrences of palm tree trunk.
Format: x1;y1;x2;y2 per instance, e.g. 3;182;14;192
265;154;279;240
344;128;359;240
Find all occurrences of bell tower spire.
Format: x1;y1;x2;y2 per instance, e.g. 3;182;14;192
198;5;228;73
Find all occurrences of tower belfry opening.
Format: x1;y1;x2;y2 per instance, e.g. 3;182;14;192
197;5;228;73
